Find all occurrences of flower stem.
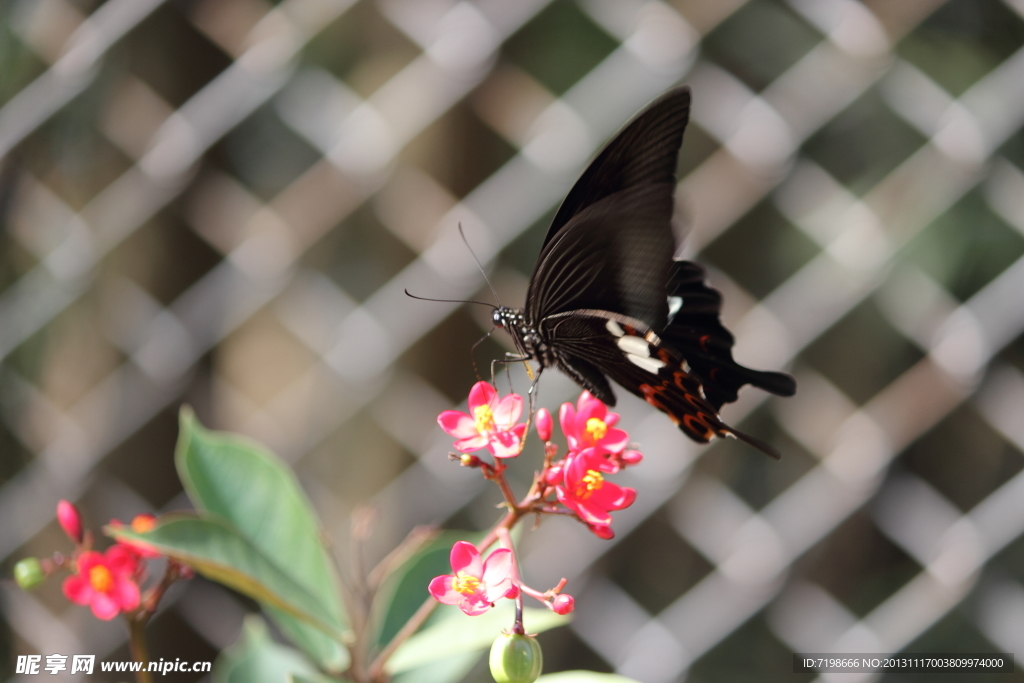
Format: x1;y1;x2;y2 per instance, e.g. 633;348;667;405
365;592;437;681
128;617;153;683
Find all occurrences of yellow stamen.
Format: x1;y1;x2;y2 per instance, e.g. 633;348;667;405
452;571;481;595
89;565;113;593
585;417;608;443
575;469;604;499
474;405;496;434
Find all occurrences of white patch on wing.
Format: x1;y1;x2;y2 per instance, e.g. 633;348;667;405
668;296;683;318
628;354;666;373
605;320;625;337
617;335;650;356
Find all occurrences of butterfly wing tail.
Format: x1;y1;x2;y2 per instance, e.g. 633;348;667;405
722;426;782;460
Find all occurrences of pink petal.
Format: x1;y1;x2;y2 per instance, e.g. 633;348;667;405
559;403;577;442
112;578;140;611
62;575;93;605
599;427;629;453
481;548;512;586
106;545;139;576
484;576;515;603
492;394;523;427
591;481;635;511
459;597;492;616
428;575;461;604
573;499;613;526
489;429;524;458
90;592;120;620
605;413;620;428
75;551;102;574
467;382;496;411
438;411;478;438
449;541;483;576
453;435;489;453
576;391;604;417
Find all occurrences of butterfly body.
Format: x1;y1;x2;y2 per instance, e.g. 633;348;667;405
493;86;796;458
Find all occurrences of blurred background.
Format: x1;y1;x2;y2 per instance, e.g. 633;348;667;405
4;0;1024;680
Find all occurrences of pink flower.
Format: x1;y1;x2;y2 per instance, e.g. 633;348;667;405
57;500;83;545
110;514;162;558
428;541;516;615
62;546;141;620
559;391;629;455
556;448;636;531
438;382;527;458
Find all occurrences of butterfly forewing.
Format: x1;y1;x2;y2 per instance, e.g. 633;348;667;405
527;183;674;331
543;87;692;248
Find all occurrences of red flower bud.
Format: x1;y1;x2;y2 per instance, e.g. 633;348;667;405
551;593;574;615
56;500;83;544
535;408;553;442
544;464;563;486
620;449;643;466
460;454;482;467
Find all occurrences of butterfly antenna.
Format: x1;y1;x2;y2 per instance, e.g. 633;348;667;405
403;290;497;310
458;223;501;306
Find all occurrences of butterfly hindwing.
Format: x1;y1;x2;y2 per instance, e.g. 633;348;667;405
540;310;781;458
663;261;797;411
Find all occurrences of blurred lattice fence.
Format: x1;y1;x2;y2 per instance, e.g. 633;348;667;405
4;0;1024;681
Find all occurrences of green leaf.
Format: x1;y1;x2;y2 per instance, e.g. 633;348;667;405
214;615;325;683
537;673;643;683
287;675;340;683
175;407;347;670
109;515;342;639
268;606;349;673
386;602;570;675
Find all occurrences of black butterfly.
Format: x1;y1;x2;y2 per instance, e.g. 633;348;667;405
492;86;796;458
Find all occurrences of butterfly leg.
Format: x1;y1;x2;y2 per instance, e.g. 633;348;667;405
490;354;531;391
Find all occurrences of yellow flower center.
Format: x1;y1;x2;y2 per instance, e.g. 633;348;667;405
131;515;155;533
474;405;496;434
585;418;607;443
575;469;604;499
89;565;114;593
452;571;481;595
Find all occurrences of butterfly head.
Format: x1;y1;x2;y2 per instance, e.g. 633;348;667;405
492;306;523;330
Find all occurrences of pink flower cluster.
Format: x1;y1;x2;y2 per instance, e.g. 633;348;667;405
438;383;640;539
54;501;191;621
432;383;644;617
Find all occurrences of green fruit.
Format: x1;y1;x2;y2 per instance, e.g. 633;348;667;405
489;633;542;683
14;558;45;590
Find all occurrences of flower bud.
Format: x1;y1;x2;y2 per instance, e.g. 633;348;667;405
14;558;45;590
460;454;482;467
535;408;553;442
620;449;643;466
550;593;574;615
489;633;542;683
130;514;156;533
56;500;83;544
543;464;563;486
